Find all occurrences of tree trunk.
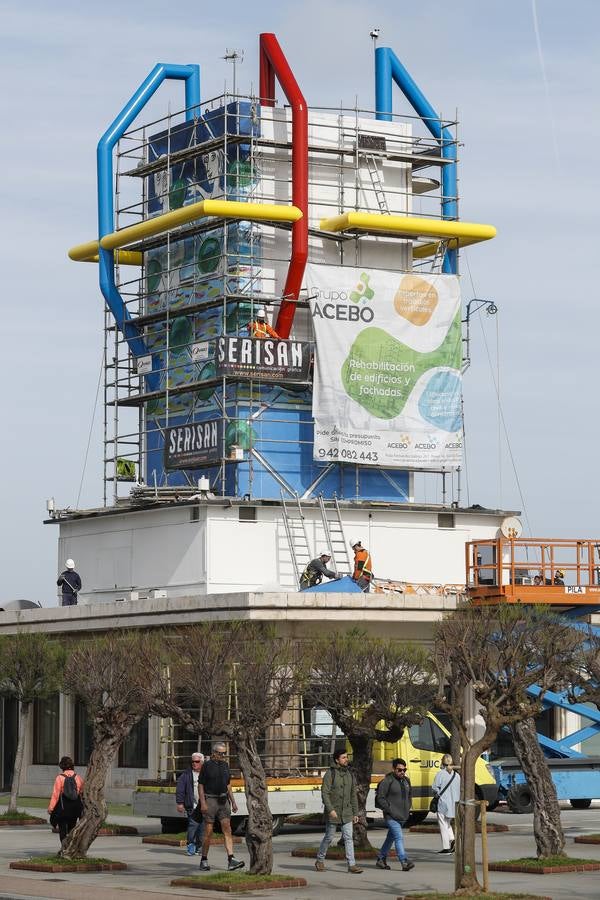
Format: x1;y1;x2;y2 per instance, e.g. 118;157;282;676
511;717;565;858
348;734;373;849
455;745;481;891
237;733;273;874
8;701;29;814
59;734;122;859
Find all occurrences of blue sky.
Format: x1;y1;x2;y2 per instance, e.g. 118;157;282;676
1;1;598;604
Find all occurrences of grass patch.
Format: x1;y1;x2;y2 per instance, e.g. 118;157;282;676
402;894;552;900
496;856;596;868
201;873;290;884
0;810;44;821
0;794;132;817
171;871;307;892
20;855;116;866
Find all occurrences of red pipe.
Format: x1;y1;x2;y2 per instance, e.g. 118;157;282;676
259;33;308;338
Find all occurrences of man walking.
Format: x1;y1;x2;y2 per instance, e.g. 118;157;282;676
375;757;415;872
57;559;82;606
350;539;373;592
315;749;363;874
176;752;205;856
198;742;244;871
300;553;339;590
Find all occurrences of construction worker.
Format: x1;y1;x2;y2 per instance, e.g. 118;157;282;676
57;559;82;606
350;539;373;592
553;569;565;586
300;553;338;590
247;307;280;340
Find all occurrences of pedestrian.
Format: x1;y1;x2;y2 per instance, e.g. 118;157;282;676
247;307;280;339
176;752;205;856
198;742;244;871
300;553;339;590
431;753;460;854
350;539;373;592
57;559;82;606
375;757;415;872
47;756;84;845
315;749;363;874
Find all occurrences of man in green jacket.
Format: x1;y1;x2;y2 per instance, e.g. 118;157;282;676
315;749;363;874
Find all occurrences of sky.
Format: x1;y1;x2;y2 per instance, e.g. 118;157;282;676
1;0;599;604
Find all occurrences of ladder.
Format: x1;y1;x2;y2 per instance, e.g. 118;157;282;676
281;491;313;588
318;493;352;575
364;153;390;213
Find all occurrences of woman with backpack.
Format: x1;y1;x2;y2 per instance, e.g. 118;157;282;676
48;756;84;844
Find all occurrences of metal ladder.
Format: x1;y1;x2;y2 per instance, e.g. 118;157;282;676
281;491;313;588
318;493;352;575
364;153;390;213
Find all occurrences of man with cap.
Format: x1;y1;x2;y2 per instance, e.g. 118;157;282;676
176;752;205;856
350;539;373;592
247;308;280;340
300;553;339;590
57;560;82;606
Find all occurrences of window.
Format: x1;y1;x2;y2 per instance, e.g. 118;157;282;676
190;506;200;522
74;701;93;766
33;694;59;764
118;718;149;768
438;513;455;529
409;718;450;753
239;506;256;522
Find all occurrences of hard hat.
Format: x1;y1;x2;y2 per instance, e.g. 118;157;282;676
349;538;362;548
556;569;564;577
256;307;266;318
319;551;331;559
65;559;75;569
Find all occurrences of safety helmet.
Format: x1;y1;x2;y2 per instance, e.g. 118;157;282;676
256;307;266;319
319;552;331;559
349;538;362;548
555;569;564;578
65;559;75;569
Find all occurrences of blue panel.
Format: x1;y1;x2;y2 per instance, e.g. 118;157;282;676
303;575;363;594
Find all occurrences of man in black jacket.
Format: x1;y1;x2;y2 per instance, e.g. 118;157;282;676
176;752;205;856
375;758;415;872
57;560;82;606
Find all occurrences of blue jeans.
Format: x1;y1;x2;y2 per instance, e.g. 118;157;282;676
186;811;204;848
317;819;355;867
378;816;407;862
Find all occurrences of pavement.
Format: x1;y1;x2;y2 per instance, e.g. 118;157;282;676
2;805;600;899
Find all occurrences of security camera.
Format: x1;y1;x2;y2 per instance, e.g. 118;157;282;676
370;28;380;39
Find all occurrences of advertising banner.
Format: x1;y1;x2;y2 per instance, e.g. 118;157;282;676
306;264;463;469
164;419;223;470
215;336;311;383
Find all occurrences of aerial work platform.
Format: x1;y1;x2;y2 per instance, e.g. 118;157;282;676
466;537;600;607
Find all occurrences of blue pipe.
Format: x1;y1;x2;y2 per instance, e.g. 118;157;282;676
375;47;457;274
97;63;201;386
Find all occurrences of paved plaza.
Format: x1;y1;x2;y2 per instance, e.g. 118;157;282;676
2;805;600;899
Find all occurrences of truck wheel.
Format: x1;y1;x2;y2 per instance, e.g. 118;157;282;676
406;811;428;827
232;816;247;836
570;798;592;810
271;815;286;836
506;784;533;814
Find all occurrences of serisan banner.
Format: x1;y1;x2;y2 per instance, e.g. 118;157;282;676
164;419;223;470
215;336;311;383
306;264;463;469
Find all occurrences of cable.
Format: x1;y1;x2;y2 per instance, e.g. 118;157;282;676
463;254;533;535
76;348;105;510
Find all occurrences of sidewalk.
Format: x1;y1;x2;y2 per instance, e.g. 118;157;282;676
2;806;600;898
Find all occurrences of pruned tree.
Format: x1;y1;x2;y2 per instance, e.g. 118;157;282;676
151;622;308;874
434;604;584;891
0;633;65;814
309;629;437;848
59;630;160;859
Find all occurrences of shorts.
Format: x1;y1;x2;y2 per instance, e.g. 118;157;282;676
204;795;232;824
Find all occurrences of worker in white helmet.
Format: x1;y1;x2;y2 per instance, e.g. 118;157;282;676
247;307;280;340
349;539;374;593
57;559;82;607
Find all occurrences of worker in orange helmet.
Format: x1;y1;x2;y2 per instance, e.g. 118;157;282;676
350;539;373;592
247;307;280;340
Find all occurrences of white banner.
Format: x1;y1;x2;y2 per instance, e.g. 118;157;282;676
307;264;463;469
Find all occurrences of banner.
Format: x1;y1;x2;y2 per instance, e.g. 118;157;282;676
307;264;463;469
164;419;223;470
215;336;311;383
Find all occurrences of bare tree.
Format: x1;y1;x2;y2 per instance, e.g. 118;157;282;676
434;604;583;891
0;633;64;814
309;629;436;848
59;631;160;859
152;622;307;875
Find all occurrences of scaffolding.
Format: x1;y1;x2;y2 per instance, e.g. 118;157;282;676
101;92;463;506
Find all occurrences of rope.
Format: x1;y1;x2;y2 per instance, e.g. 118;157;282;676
76;348;105;510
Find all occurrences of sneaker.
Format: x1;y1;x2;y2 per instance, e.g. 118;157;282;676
315;860;325;872
228;857;245;871
195;846;202;854
348;865;363;874
186;842;196;856
375;857;391;869
199;859;210;871
437;848;452;854
401;859;415;871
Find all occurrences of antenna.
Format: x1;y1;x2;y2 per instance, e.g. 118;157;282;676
223;48;244;98
369;28;380;49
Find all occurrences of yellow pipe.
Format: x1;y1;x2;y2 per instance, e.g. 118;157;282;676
68;241;143;266
99;199;303;251
319;211;496;245
68;239;102;262
413;233;489;259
